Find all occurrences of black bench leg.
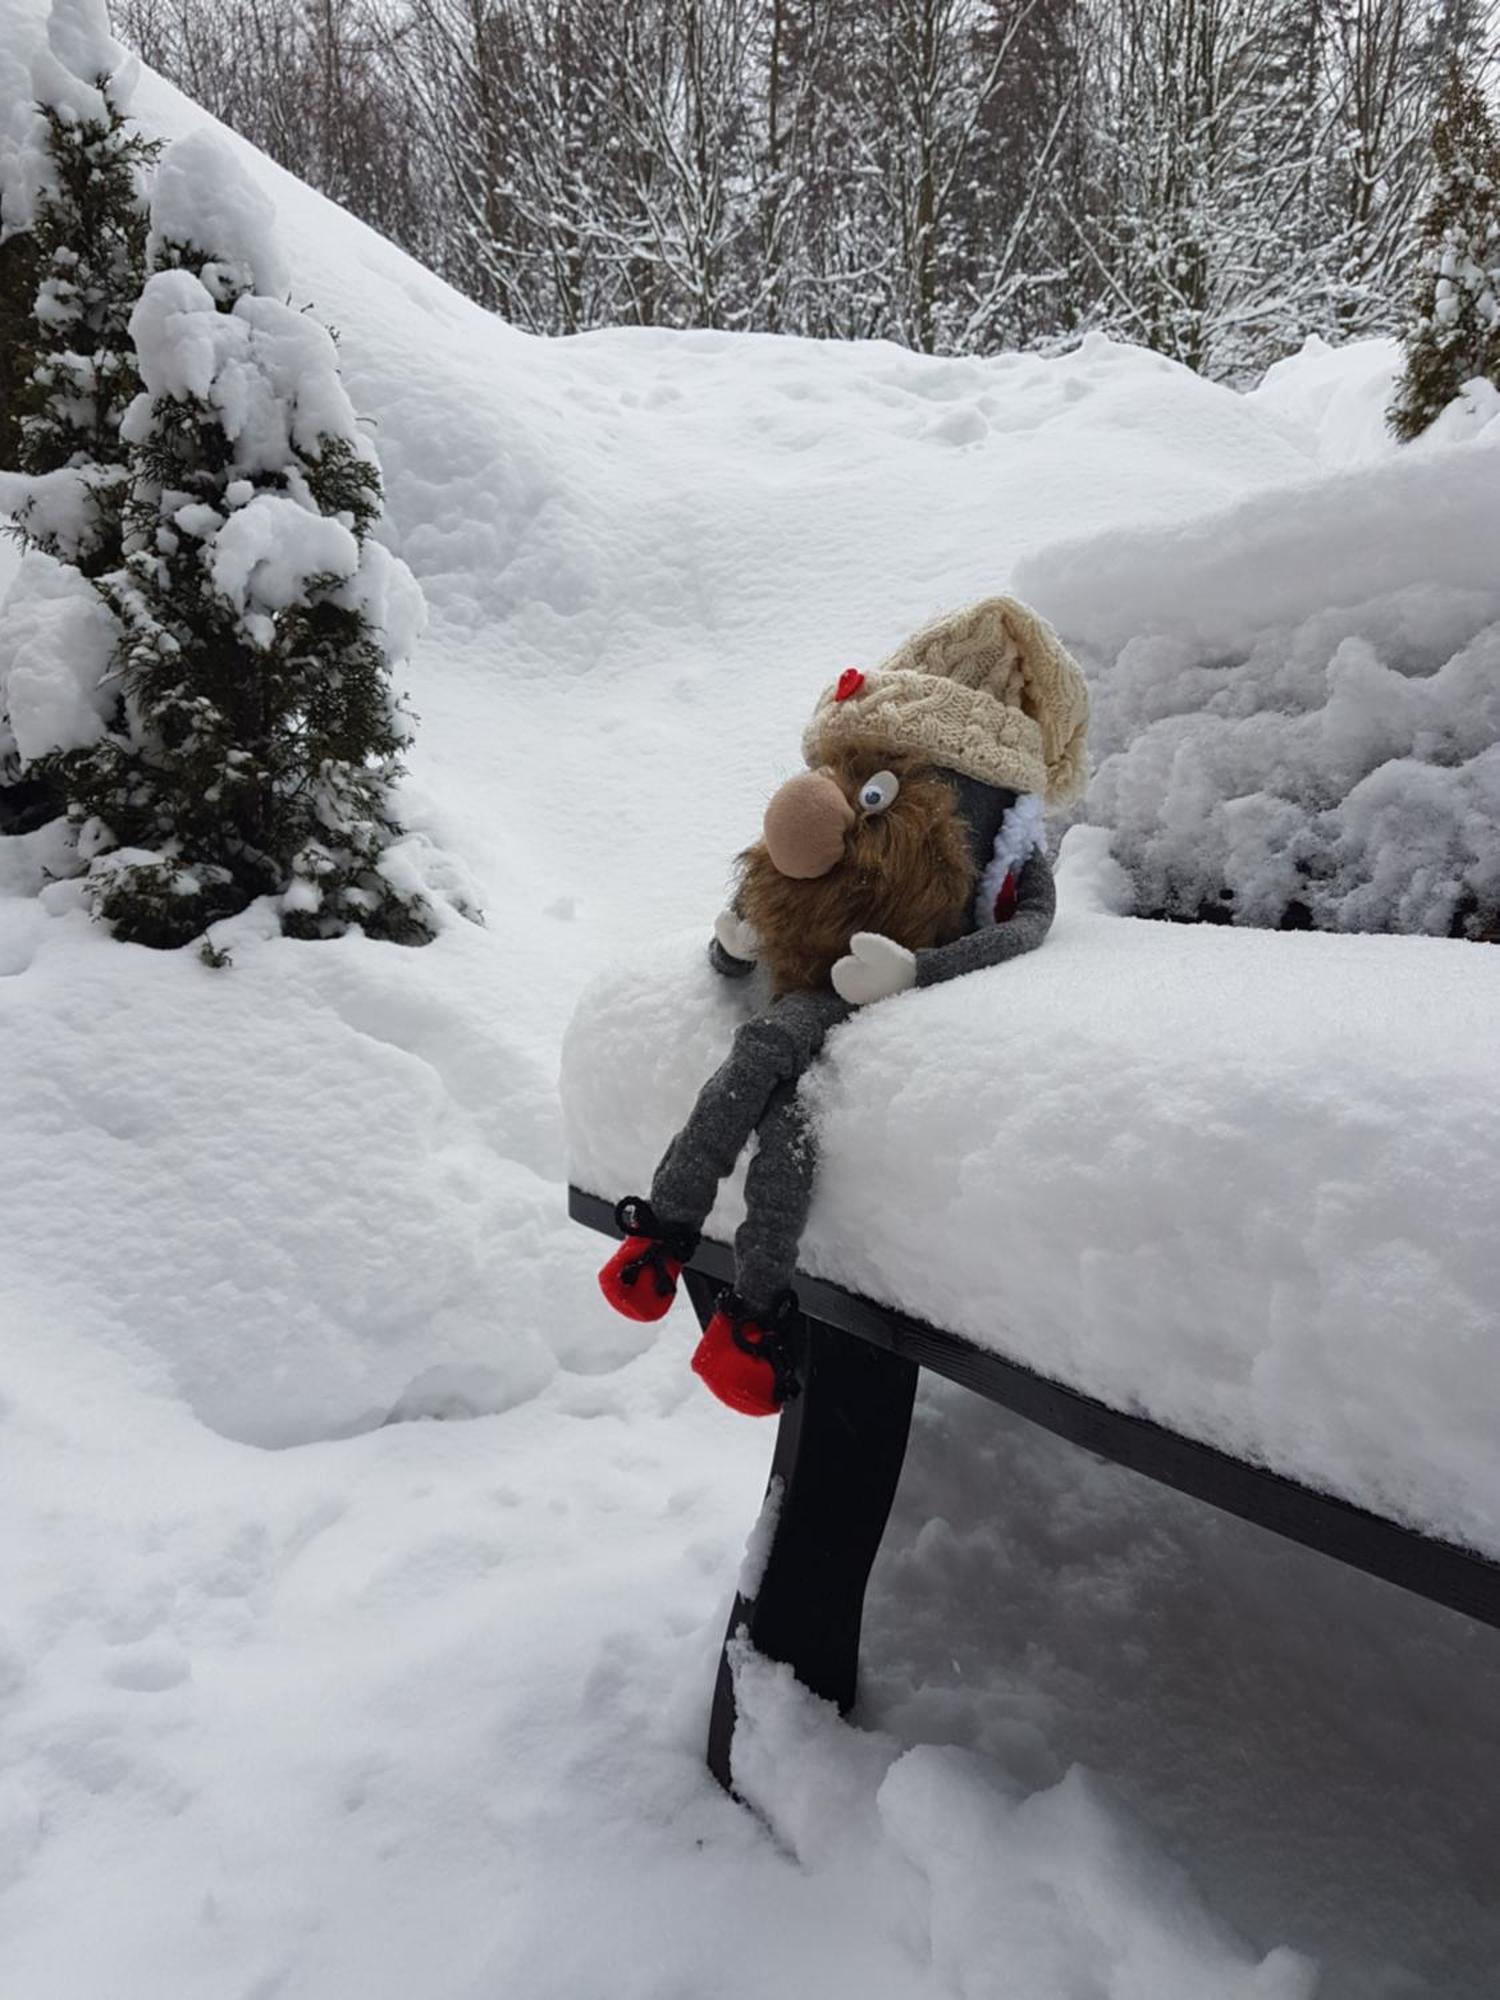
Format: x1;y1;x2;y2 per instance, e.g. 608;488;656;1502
683;1271;919;1794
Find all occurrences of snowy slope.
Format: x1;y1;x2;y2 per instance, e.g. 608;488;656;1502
4;12;1500;1998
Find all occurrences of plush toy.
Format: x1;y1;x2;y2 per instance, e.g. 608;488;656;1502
598;595;1090;1416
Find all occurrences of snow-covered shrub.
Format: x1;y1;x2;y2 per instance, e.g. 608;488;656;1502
0;0;155;575
1077;599;1500;940
1388;55;1500;443
0;0;153;827
1016;438;1500;942
51;131;432;949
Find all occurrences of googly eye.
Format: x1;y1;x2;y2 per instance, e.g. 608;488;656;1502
858;770;900;814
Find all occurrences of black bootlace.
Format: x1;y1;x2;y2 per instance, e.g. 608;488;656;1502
612;1196;700;1296
721;1288;804;1405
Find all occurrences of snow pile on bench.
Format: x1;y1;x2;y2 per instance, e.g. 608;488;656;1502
1014;424;1500;937
563;831;1500;1562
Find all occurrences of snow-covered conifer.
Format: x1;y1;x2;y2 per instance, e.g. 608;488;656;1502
1388;56;1500;442
0;0;155;574
58;130;432;950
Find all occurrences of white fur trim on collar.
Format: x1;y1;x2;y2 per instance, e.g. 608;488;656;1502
975;793;1044;928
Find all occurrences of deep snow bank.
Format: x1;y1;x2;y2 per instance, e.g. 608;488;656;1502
563;830;1500;1558
1015;436;1500;658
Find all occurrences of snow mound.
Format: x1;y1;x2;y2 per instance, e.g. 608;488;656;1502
730;1643;1317;2000
0;903;580;1445
563;828;1500;1559
1248;334;1500;466
1015;436;1500;935
1245;334;1404;467
0;551;116;763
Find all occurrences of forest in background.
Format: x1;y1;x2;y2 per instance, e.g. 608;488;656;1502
114;0;1494;382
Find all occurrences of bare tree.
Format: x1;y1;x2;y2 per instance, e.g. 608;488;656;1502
115;0;1494;378
1318;0;1441;332
120;0;441;276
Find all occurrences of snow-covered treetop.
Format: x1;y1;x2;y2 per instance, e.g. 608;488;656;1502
148;130;289;303
1;23;45;236
123;262;420;664
126;268;373;476
3;0;139;237
33;0;138;126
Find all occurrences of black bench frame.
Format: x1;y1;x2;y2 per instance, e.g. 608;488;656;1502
570;1185;1500;1791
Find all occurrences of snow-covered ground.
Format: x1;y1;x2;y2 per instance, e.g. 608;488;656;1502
3;17;1499;1998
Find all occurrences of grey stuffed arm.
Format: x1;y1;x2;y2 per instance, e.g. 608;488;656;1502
708;936;756;978
707;901;759;979
913;847;1057;988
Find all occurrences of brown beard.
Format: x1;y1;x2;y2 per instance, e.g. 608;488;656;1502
737;744;975;997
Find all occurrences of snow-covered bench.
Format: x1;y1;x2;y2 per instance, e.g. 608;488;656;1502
562;833;1500;1789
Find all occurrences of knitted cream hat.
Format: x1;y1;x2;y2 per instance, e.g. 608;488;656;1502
803;596;1090;805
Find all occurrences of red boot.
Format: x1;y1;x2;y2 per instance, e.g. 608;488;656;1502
691;1290;803;1417
598;1197;699;1323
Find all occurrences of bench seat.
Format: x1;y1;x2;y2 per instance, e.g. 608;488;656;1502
561;833;1500;1566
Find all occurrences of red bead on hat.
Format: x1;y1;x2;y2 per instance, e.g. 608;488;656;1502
834;668;865;702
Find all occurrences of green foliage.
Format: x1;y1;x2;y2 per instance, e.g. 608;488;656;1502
1;56;153;825
0;231;40;797
1388;57;1500;442
0;230;40;469
10;81;158;573
3;38;431;954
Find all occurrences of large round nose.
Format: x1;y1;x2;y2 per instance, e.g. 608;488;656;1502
762;770;855;879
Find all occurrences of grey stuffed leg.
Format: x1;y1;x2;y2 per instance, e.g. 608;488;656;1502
687;1078;821;1417
734;1080;818;1313
602;988;850;1327
648;989;849;1235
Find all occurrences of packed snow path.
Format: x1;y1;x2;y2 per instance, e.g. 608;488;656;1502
3;8;1500;1995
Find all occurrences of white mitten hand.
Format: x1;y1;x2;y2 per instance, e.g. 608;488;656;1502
714;906;761;963
832;932;917;1005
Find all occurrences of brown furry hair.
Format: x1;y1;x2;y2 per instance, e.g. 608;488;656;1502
737;743;975;996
